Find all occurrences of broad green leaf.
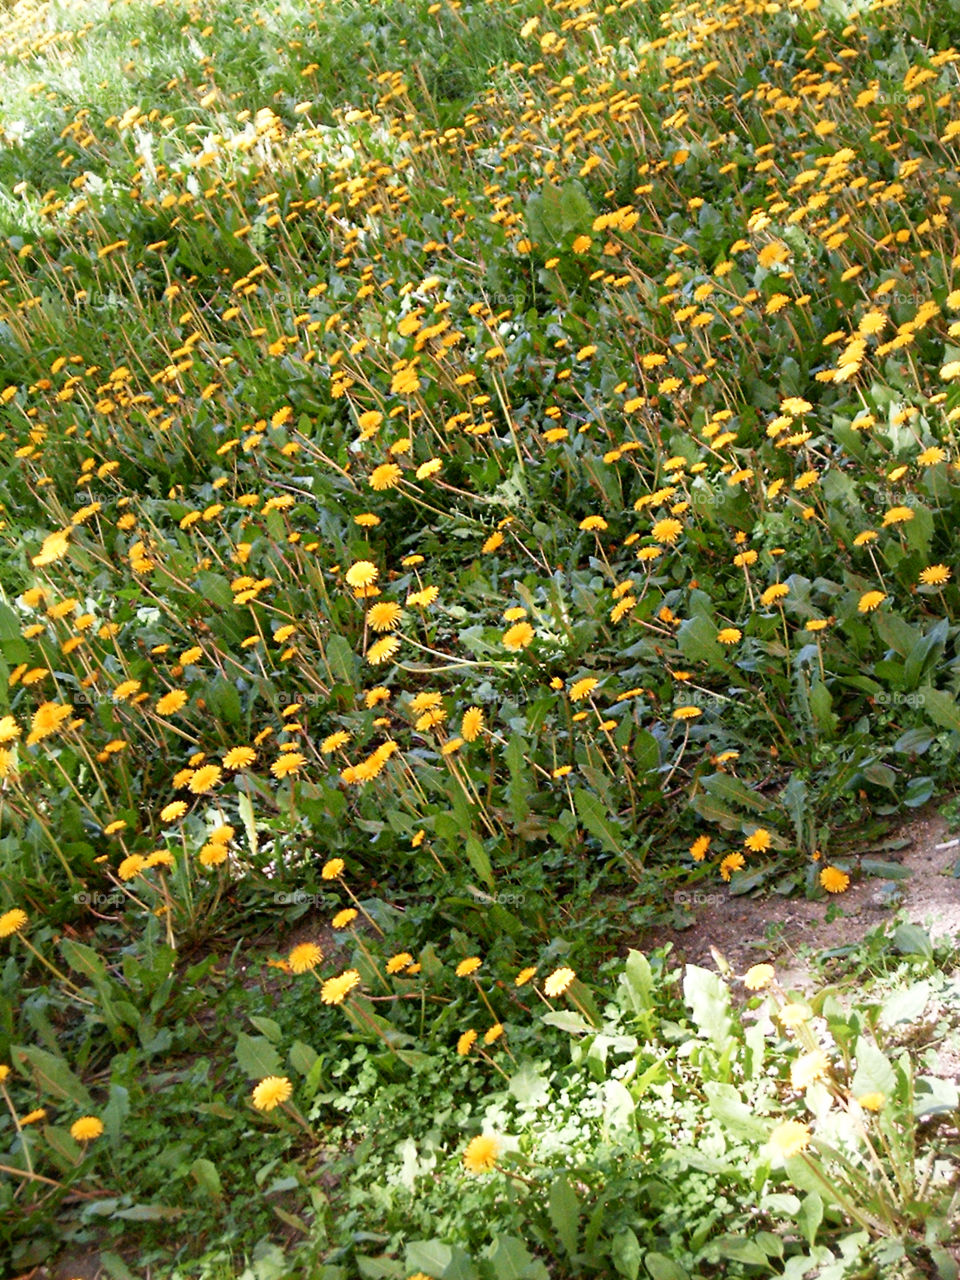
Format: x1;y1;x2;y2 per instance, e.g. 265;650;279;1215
548;1174;580;1256
573;787;625;856
683;967;734;1053
850;1037;896;1099
11;1045;92;1106
918;686;960;733
465;833;494;891
190;1158;223;1199
235;1033;283;1079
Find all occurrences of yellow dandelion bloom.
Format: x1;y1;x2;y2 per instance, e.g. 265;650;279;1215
543;966;575;997
0;909;28;938
70;1116;104;1141
819;866;850;893
502;622;535;650
858;591;887;613
288;943;323;974
463;1134;500;1173
251;1076;292;1112
321;970;360;1005
461;707;484;741
456;957;482;977
768;1120;810;1160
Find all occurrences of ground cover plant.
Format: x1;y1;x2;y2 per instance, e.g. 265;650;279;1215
3;0;960;1271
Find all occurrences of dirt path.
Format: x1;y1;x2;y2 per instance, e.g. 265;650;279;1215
636;809;960;979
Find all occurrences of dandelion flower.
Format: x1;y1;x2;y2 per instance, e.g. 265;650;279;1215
367;601;402;632
920;565;950;586
0;909;28;938
690;835;710;862
858;591;887;613
271;753;306;779
156;690;188;716
744;828;772;853
543;966;575;997
673;706;702;720
457;1029;477;1055
188;764;222;794
345;561;378;589
456;957;481;977
288;943;323;974
857;1092;886;1112
760;584;789;606
251;1076;292;1112
502;622;535;650
743;963;775;991
463;1134;500;1173
223;747;256;770
651;518;683;545
717;627;742;645
386;952;413;974
70;1116;104;1141
819;866;850;893
369;463;402;491
322;858;345;880
569;677;599;701
461;707;484;741
332;908;358;929
720;852;745;881
791;1050;831;1090
321;970;360;1005
515;966;537;987
367;636;401;665
768;1120;810;1160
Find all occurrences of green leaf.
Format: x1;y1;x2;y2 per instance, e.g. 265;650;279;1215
465;833;494;891
548;1175;580;1256
919;686;960;733
482;1236;549;1280
190;1157;223;1199
11;1045;92;1106
60;937;109;983
891;922;933;959
238;790;259;856
644;1254;689;1280
235;1033;284;1079
676;613;725;667
195;572;234;610
796;1192;823;1247
702;772;772;813
683;967;734;1053
850;1037;896;1099
573;787;625;856
326;633;357;683
289;1040;320;1075
880;981;930;1026
618;949;654;1016
504;733;530;822
249;1016;283;1043
559;179;595;235
704;1082;768;1141
612;1228;642;1280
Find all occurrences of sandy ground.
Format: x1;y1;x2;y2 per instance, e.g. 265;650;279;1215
636;808;960;981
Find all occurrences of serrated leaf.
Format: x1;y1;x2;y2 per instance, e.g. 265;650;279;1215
919;686;960;732
11;1045;92;1106
235;1033;283;1079
573;787;624;856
